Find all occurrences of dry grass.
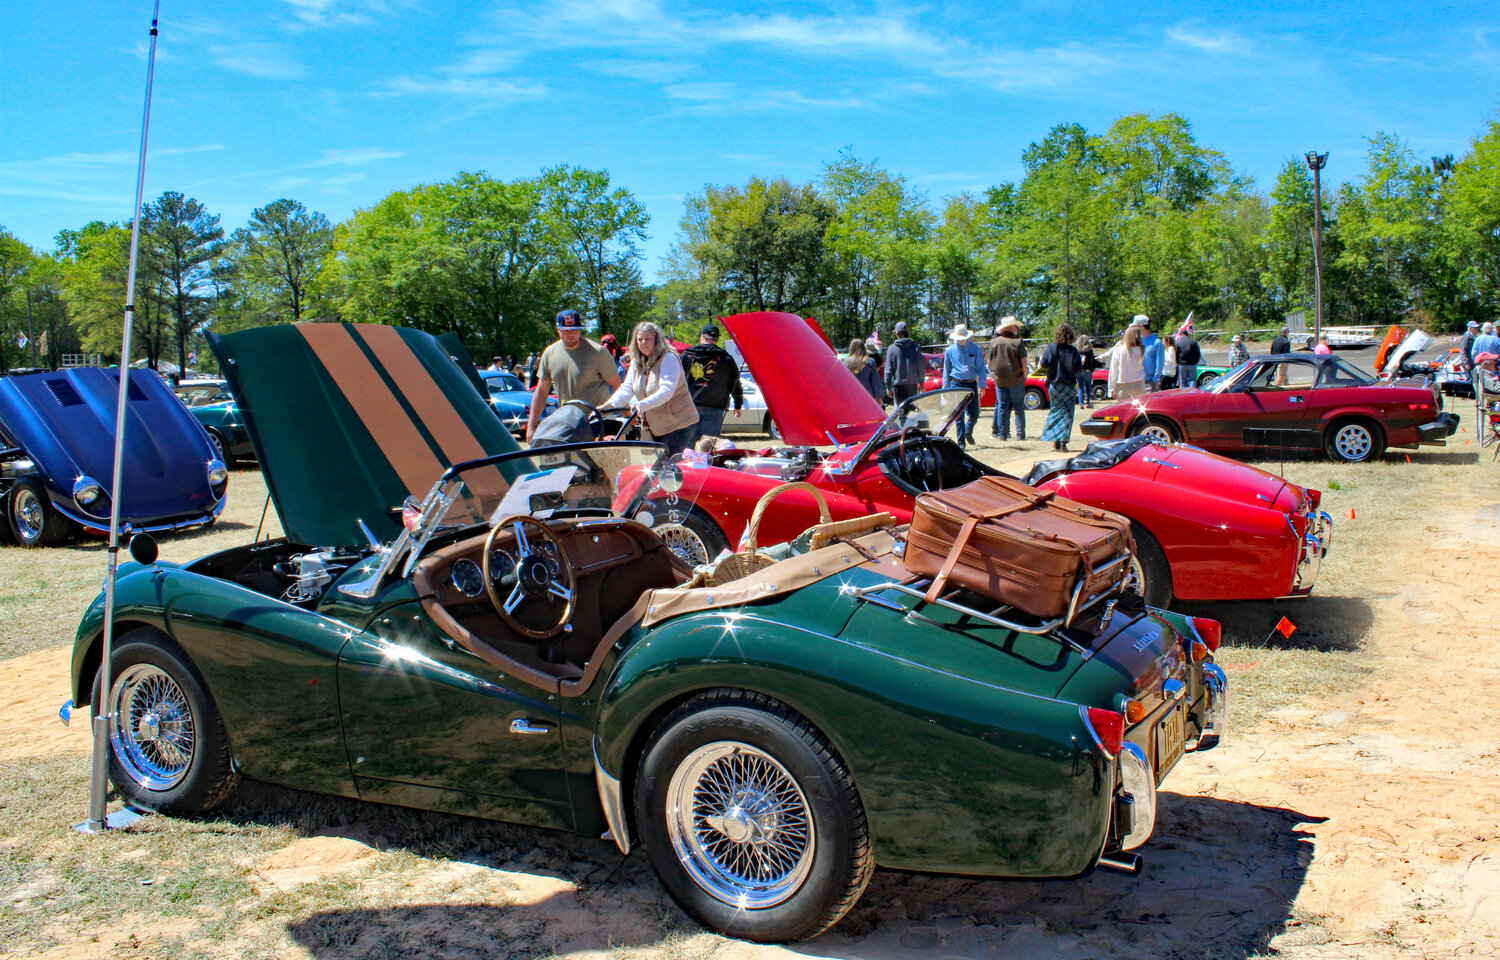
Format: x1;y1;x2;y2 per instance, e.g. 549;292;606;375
0;465;281;661
1;428;1495;958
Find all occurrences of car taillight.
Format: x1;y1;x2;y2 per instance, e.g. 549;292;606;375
1082;706;1125;758
1408;403;1430;410
1191;616;1222;652
1191;641;1209;662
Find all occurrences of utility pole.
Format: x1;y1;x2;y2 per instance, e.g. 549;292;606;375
1305;152;1328;343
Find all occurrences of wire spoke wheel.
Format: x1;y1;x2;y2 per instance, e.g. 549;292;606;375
666;742;816;910
656;522;710;567
109;663;196;791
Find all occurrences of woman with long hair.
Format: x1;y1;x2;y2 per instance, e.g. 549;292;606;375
844;338;884;402
603;321;700;455
1109;325;1147;400
1039;324;1082;451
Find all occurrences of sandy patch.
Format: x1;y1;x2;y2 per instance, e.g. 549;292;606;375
0;644;89;762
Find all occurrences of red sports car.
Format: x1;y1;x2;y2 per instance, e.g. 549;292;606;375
1080;354;1459;463
922;354;1110;409
644;312;1331;607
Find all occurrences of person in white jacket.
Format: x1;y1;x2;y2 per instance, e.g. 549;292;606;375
604;322;700;455
1109;325;1148;400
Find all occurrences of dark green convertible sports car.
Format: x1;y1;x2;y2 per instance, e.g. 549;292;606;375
66;323;1227;942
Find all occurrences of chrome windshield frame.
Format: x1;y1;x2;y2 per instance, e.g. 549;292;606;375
831;388;973;476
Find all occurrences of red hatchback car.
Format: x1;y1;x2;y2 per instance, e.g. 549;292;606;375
1080;355;1458;463
644;312;1332;607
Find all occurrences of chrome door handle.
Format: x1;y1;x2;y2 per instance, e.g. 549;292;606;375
509;718;554;735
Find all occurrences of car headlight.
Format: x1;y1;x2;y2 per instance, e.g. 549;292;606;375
207;460;229;499
73;476;107;514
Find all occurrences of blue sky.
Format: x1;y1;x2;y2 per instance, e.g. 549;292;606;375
3;0;1497;281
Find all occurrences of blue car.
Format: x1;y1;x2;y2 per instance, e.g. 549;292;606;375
0;369;228;546
481;370;556;436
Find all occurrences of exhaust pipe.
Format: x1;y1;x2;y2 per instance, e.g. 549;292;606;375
1096;852;1142;876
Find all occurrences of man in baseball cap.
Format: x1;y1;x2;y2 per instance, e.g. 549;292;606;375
1133;315;1163;391
525;308;622;442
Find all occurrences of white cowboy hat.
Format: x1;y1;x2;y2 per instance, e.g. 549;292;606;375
1131;314;1151;327
998;316;1022;333
949;323;973;341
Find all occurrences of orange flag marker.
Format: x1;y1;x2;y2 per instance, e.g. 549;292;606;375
1405;454;1413;463
1346;507;1356;520
1265;616;1297;644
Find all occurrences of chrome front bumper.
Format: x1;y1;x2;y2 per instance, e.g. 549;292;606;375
1283;509;1333;598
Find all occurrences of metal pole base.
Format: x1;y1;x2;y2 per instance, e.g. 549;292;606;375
73;805;152;834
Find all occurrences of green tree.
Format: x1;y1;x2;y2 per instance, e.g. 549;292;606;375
538;165;650;339
1332;133;1438;324
1441;115;1500;323
669;176;832;319
221;199;333;330
819;154;933;344
142;192;226;373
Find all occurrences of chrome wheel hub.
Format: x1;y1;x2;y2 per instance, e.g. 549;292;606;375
13;488;43;540
655;523;710;567
1334;425;1372;460
665;742;815;909
109;663;195;790
1141;424;1173;442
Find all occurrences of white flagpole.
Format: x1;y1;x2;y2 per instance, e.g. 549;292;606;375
84;0;161;833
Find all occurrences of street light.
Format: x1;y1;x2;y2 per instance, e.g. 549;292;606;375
1305;151;1328;343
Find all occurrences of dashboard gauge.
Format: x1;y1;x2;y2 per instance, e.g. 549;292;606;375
488;548;517;582
450;558;484;597
540;540;562;576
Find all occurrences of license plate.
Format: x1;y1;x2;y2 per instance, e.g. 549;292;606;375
1156;703;1186;781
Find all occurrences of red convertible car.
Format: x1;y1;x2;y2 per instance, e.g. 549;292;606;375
644;312;1331;607
1080;354;1459;463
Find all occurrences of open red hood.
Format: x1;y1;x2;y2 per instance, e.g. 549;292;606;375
721;312;886;446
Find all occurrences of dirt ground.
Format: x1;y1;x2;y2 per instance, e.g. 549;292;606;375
4;443;1500;959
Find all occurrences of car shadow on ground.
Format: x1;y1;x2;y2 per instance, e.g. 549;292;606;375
1176;594;1374;650
256;779;1318;960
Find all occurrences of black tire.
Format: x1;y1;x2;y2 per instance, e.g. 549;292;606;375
651;503;731;567
635;690;873;942
93;629;238;815
1195;371;1220;387
1091;381;1110;401
1023;387;1047;411
768;417;783;441
1129;416;1181;443
7;478;67;547
1324;417;1384;464
1127;522;1173;608
205;429;233;466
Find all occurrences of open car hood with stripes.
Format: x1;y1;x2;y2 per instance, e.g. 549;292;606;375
210;323;520;548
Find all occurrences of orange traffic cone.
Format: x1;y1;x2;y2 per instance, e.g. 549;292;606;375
1346;507;1356;520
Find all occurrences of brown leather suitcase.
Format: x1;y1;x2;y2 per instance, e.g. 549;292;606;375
901;476;1135;620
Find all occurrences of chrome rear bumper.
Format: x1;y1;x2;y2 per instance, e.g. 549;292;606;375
1283;509;1333;598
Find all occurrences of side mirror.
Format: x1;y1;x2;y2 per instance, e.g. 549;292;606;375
128;533;159;565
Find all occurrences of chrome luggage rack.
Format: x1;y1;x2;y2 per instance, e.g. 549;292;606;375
844;553;1130;657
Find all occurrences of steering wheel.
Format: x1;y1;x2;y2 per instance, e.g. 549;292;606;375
483;515;576;640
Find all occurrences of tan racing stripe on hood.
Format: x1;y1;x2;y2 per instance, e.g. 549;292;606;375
298;323;443;499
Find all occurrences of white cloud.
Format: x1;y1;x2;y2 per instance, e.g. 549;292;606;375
377;76;550;100
665;82;736;102
209;42;305;80
277;0;413;29
713;13;949;58
0;146;225;204
1166;25;1253;56
315;147;403;167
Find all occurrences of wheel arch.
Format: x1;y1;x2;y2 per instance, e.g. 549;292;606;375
1319;406;1388;435
1129;412;1184;439
72;616;171;707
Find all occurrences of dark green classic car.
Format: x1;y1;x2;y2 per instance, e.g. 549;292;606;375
67;323;1227;942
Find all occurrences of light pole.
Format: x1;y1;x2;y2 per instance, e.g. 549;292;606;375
1305;152;1328;343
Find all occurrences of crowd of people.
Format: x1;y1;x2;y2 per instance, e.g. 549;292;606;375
516;307;1490;455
